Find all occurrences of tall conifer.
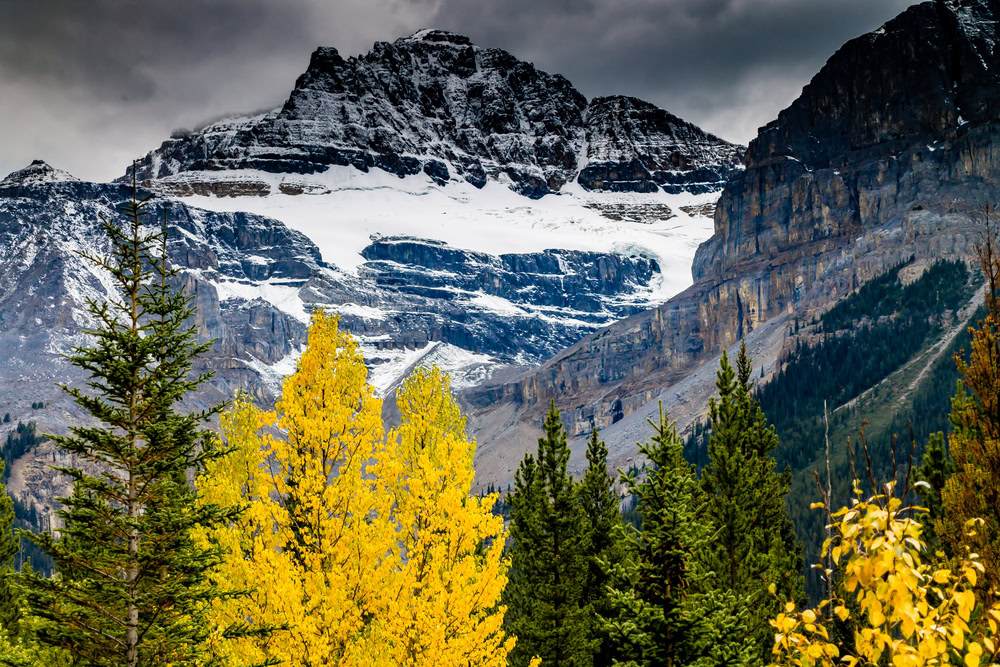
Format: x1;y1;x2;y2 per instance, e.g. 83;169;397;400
0;460;18;638
700;342;804;663
602;404;720;667
506;401;593;667
578;429;624;665
19;185;247;666
914;430;955;557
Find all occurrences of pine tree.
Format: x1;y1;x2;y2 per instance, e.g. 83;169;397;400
506;401;593;667
914;430;955;557
19;186;246;666
699;343;804;663
602;404;732;667
938;202;1000;601
505;446;543;661
578;428;624;666
0;460;19;639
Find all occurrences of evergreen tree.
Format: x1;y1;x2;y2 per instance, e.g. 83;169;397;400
19;186;250;666
602;404;749;667
578;428;625;666
506;450;540;661
700;343;804;663
914;430;955;556
938;203;1000;601
0;460;19;639
506;401;593;667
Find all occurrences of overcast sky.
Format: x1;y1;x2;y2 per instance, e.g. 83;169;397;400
0;0;919;182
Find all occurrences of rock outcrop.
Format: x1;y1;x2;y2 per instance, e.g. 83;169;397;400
581;96;743;194
0;164;681;518
0;167;668;409
124;30;742;198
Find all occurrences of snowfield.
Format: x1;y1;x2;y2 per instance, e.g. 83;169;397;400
177;165;718;303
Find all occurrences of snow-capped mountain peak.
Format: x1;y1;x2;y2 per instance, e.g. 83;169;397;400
1;160;80;188
125;30;743;200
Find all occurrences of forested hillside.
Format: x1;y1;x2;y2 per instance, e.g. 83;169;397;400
687;257;983;597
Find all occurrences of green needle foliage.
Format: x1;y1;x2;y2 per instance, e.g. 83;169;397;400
18;184;252;667
506;401;593;667
0;460;18;639
602;403;742;667
700;342;804;664
578;429;625;665
914;430;955;557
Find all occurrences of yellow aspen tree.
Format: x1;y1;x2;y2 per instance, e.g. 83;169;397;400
195;396;292;667
770;480;1000;667
196;312;395;666
270;312;394;666
371;366;515;666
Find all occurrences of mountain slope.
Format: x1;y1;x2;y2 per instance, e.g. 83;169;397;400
0;161;698;519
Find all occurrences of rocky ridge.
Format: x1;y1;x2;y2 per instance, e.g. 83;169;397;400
125;30;743;198
0;160;677;517
0;163;664;401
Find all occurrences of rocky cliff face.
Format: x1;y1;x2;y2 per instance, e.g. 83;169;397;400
580;96;743;194
125;30;742;198
466;0;1000;471
693;0;1000;351
0;160;679;517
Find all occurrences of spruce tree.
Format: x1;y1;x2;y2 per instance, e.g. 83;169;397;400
914;431;955;557
578;428;624;666
19;186;248;666
506;401;593;667
700;342;804;663
602;404;734;667
0;460;19;638
506;450;540;661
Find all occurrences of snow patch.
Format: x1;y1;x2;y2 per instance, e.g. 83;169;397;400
182;166;718;304
211;279;310;323
362;340;498;396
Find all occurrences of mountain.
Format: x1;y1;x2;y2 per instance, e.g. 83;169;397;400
0;30;741;520
465;0;1000;483
105;27;747;390
125;29;743;198
0;161;681;518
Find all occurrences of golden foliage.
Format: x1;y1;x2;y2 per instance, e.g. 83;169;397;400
771;481;1000;667
939;310;1000;598
368;366;514;666
196;312;514;666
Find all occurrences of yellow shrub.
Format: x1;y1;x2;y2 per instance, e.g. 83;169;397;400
771;481;1000;667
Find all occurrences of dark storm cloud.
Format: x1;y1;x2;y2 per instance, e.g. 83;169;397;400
424;0;919;143
0;0;919;182
0;0;433;181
